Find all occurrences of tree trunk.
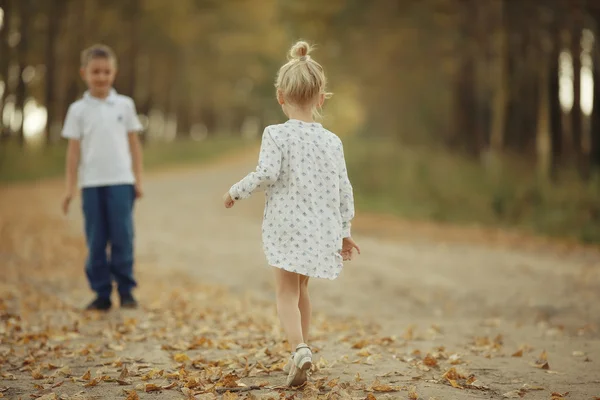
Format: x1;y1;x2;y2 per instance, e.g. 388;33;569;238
590;57;600;169
15;0;30;147
549;19;563;181
0;0;12;140
571;13;583;175
592;41;600;171
44;0;66;145
489;0;507;154
127;0;139;98
537;48;552;181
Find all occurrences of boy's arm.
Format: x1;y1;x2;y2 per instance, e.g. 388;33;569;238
62;139;80;215
125;98;144;198
128;133;144;198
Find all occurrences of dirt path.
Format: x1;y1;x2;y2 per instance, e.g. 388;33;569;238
1;151;600;400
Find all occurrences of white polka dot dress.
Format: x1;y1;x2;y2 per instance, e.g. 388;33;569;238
229;119;355;279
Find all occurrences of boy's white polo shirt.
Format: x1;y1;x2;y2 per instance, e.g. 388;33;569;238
62;89;143;188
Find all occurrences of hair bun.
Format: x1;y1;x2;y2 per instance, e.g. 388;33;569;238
289;41;311;60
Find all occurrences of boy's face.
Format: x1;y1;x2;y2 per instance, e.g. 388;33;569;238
80;57;116;97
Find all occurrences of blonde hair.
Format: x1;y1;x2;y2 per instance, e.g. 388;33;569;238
80;44;117;67
275;41;332;114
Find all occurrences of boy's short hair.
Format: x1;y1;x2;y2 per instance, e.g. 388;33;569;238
80;44;117;67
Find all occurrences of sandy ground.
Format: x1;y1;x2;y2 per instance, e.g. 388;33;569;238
1;150;599;400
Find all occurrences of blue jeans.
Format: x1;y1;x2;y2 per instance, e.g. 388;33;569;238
82;184;136;299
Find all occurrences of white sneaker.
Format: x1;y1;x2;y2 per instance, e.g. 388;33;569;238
283;353;294;373
286;343;312;387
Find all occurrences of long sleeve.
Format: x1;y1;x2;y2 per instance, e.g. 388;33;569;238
230;127;282;200
338;144;355;238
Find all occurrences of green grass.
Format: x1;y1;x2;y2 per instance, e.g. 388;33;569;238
0;137;251;184
2;135;599;244
344;137;600;244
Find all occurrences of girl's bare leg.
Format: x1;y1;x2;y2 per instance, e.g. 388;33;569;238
274;268;303;351
298;275;311;342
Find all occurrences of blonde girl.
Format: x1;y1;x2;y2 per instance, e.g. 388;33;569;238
223;40;360;387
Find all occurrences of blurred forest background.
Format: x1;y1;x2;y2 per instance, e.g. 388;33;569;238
1;0;600;243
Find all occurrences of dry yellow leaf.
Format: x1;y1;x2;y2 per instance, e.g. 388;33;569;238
163;381;178;389
31;368;44;380
357;348;371;357
423;354;438;367
81;370;91;381
145;383;162;392
118;366;129;380
174;353;191;363
511;349;523;357
83;377;101;387
537;350;548;362
222;392;239;400
125;390;140;400
352;340;369;349
408;385;418;399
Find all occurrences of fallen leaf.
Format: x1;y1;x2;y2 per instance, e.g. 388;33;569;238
448;354;462;364
423;354;438;367
521;383;544;391
408;385;418;399
368;378;402;392
403;326;415;341
572;351;584;357
174;353;191;363
37;394;58;400
31;368;44;379
531;361;550;370
124;390;140;400
162;381;177;390
222;392;239;400
502;390;525;398
81;370;91;381
327;378;340;388
365;395;377;400
219;373;240;387
447;379;462;389
512;349;523;357
84;377;101;387
145;383;162;392
358;348;372;357
118;366;129;380
352;340;369;349
537;350;548;362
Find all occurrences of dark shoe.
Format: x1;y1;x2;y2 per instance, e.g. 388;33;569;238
85;297;112;311
119;293;138;309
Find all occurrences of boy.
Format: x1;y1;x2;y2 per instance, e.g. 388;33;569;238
61;44;144;311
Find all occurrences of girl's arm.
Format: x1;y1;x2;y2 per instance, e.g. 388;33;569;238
229;127;282;201
338;144;355;238
62;139;80;215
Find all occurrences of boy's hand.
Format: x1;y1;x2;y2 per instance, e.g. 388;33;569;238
62;191;74;215
223;192;235;208
341;237;360;261
134;182;144;199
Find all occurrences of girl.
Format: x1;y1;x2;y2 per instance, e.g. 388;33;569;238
223;41;360;387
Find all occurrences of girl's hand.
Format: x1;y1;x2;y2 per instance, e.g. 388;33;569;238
341;237;360;261
223;192;235;208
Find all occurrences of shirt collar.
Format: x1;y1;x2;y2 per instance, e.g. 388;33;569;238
83;88;118;104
